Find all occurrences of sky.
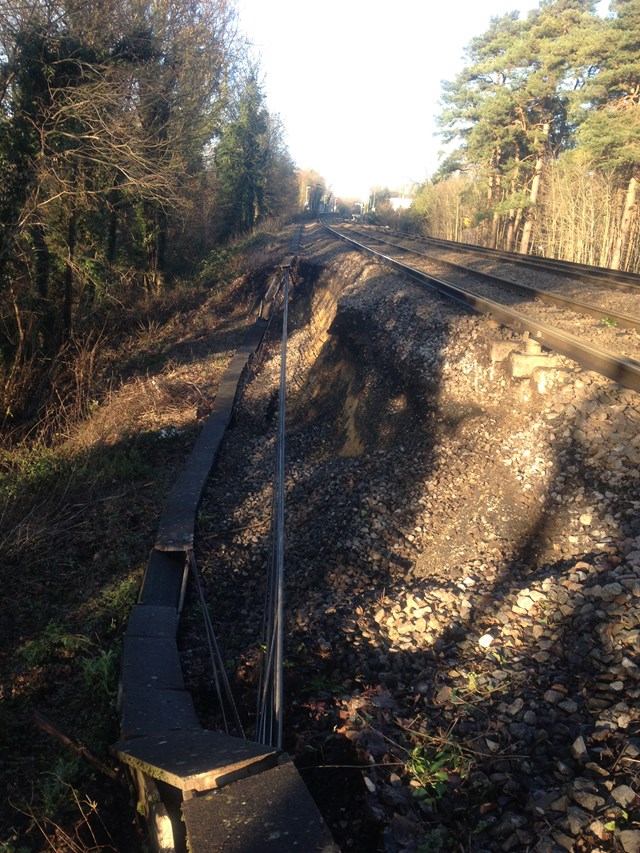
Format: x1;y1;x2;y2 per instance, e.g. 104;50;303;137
235;0;544;200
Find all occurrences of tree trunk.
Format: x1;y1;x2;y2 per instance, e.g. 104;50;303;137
63;201;77;340
107;174;123;264
107;207;118;265
507;202;523;253
611;175;638;270
519;123;548;255
504;161;520;252
157;208;168;274
32;222;50;299
489;172;501;249
143;203;168;293
519;155;543;255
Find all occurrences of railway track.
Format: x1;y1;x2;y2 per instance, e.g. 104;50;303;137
322;221;640;392
182;223;640;852
404;231;640;292
109;223;637;853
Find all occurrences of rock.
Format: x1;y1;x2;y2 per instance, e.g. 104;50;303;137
552;830;575;851
600;582;624;601
611;784;636;807
490;812;526;839
620;830;640;853
363;775;376;794
435;685;452;705
624;741;640;759
617;712;632;728
566;806;590;835
589;819;610;841
571;790;605;810
516;595;536;612
544;689;565;704
571;736;589;761
585;762;609;778
551;795;570;811
507;697;524;716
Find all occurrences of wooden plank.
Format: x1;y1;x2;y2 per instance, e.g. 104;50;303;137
113;729;278;792
182;761;339;852
120;687;200;739
138;549;187;607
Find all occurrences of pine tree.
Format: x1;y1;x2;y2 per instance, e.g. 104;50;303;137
575;0;640;268
215;72;297;238
437;0;599;253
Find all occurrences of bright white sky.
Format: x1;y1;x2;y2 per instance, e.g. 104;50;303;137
235;0;543;200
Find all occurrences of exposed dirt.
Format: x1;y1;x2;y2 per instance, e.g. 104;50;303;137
181;223;640;852
6;217;638;852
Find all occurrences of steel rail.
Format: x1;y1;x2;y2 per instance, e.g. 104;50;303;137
323;221;640;394
343;227;640;332
399;230;640;293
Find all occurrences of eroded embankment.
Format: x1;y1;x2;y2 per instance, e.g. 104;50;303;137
185;225;640;853
287;247;548;576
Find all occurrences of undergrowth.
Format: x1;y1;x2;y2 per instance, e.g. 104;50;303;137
0;223;288;849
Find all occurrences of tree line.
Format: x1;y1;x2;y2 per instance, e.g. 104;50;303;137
411;0;639;272
0;0;301;429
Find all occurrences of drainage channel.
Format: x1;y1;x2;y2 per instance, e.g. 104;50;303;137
111;227;338;853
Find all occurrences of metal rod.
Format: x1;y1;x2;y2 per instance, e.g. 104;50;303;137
188;550;245;738
273;267;289;749
255;269;290;748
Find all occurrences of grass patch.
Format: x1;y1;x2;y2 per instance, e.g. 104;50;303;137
407;740;472;807
20;623;93;667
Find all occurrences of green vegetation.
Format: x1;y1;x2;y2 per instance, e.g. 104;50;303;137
0;0;302;432
0;226;287;851
410;0;640;272
406;738;473;808
20;623;92;667
0;1;317;849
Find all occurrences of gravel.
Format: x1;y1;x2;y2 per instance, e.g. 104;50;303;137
180;223;640;852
